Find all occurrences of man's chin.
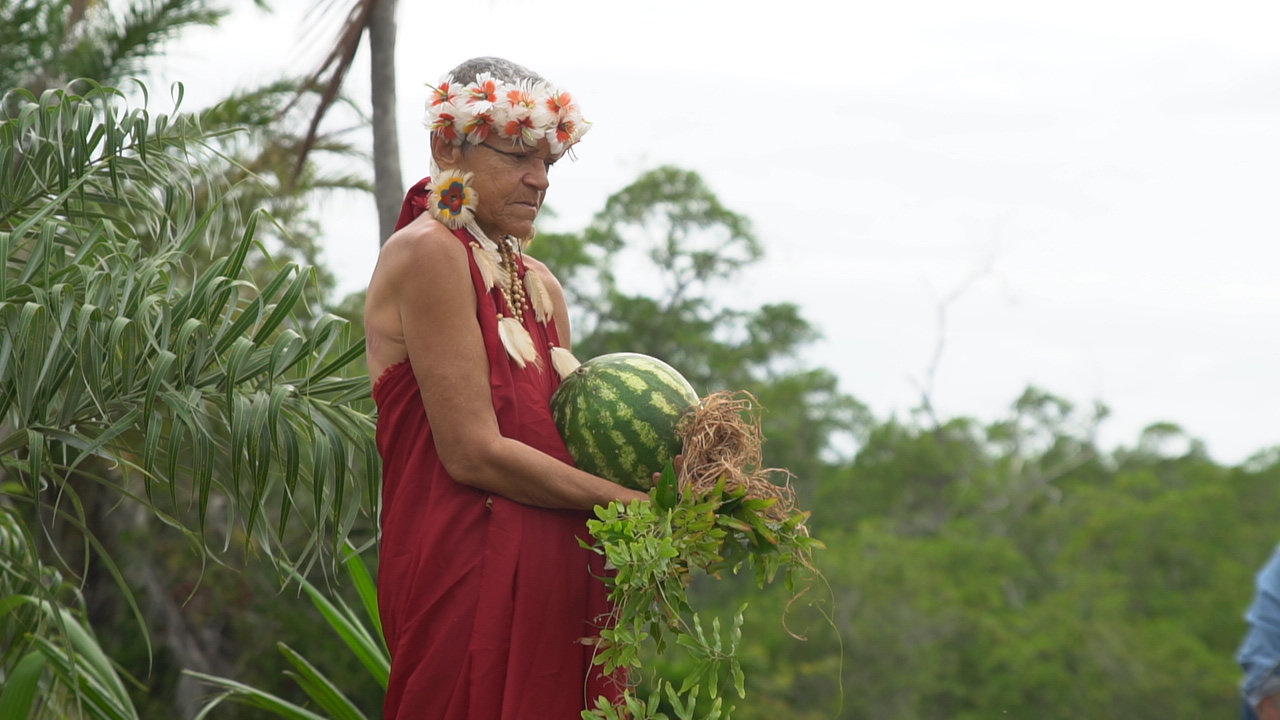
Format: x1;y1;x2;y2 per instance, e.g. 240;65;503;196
505;220;536;240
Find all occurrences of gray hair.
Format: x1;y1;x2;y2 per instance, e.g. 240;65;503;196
444;56;547;86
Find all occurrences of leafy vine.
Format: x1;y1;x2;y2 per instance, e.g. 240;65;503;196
582;464;823;720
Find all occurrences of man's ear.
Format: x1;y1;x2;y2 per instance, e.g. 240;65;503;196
430;133;464;168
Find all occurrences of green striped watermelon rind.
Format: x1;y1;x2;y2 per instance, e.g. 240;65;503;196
551;353;698;491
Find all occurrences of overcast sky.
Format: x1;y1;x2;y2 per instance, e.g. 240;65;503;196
159;0;1280;464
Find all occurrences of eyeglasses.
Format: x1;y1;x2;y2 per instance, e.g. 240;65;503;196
475;142;560;171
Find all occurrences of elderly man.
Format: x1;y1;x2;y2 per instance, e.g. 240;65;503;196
363;57;645;719
1240;543;1280;720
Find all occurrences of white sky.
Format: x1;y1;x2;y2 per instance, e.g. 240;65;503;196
157;0;1280;464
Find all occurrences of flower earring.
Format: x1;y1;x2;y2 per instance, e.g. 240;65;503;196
427;170;478;229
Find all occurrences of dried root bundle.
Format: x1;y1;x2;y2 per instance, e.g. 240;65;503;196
676;390;798;522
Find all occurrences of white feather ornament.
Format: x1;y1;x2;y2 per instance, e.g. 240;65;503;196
524;270;554;323
471;244;502;291
550;346;581;379
465;221;499;252
498;316;540;369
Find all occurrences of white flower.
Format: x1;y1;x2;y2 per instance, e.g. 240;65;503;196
425;101;462;144
427;78;463;107
462;108;497;144
429;75;588;151
462;72;499;115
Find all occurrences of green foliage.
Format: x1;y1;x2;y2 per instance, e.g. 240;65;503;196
4;599;141;720
3;1;374;301
0;80;375;560
528;207;1280;719
581;466;823;720
187;544;387;720
0;79;376;717
0;515;142;720
716;390;1277;719
0;0;227;96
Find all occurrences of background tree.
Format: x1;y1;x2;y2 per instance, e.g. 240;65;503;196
289;0;402;245
1;0;372;293
0;0;229;96
531;166;1273;719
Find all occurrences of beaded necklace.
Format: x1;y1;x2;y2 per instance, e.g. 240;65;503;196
496;238;530;323
463;234;579;379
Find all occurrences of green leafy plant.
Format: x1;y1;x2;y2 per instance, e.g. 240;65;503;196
582;463;823;720
0;596;141;720
0;78;377;716
187;542;388;720
0;508;143;720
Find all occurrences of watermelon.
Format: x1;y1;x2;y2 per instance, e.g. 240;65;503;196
551;352;699;491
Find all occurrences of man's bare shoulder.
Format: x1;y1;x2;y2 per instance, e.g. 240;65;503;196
364;216;472;375
377;215;467;277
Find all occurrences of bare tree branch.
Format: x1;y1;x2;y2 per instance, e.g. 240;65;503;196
912;213;1013;429
287;0;380;186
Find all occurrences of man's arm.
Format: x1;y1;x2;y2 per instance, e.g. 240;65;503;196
386;225;647;509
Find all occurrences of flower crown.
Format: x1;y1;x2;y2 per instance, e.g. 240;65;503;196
424;72;589;155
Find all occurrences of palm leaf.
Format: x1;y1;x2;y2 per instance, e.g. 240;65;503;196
0;649;46;719
2;34;386;706
186;672;330;720
1;80;380;719
187;547;388;718
2;81;377;561
277;643;366;720
6;595;140;720
290;565;389;689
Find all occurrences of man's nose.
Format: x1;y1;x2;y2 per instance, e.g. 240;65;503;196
525;162;550;191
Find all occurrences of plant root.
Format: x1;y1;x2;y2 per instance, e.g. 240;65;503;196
676;390;798;522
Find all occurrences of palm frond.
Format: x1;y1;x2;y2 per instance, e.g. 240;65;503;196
1;81;377;573
0;648;46;718
63;0;229;84
186;544;387;719
4;593;141;720
0;0;70;92
287;0;379;185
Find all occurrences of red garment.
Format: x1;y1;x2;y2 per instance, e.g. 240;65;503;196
374;179;621;719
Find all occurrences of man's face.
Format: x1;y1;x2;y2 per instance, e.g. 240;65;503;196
453;137;562;240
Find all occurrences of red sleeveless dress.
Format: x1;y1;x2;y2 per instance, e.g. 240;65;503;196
373;179;620;719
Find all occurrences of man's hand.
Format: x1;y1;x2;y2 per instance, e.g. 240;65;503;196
650;455;685;487
1259;694;1280;720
